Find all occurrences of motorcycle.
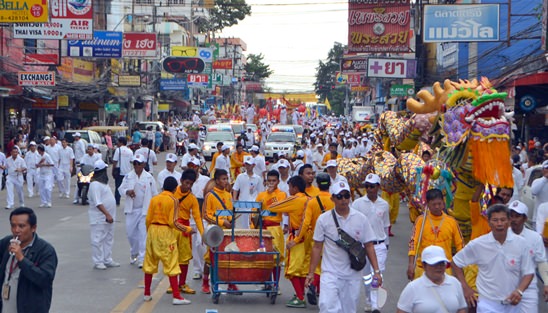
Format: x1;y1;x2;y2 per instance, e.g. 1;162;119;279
176;140;186;156
77;164;94;205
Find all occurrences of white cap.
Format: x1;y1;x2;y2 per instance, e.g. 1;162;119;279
251;145;260;152
244;156;255;165
331;181;350;195
296;150;305;158
326;160;338;168
221;144;230;151
188;143;199;150
73;132;81;137
543;160;548;169
94;159;107;171
166;153;178;163
87;143;94;149
364;173;381;185
421;245;449;265
131;154;146;163
29;141;36;146
316;144;323;148
43;136;50;141
509;200;528;216
278;159;289;168
188;157;200;166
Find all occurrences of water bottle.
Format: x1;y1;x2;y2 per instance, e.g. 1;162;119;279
371;276;379;301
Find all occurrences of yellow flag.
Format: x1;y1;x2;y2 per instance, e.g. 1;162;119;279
325;98;331;111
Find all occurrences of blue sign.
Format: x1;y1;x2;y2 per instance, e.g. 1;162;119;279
67;31;123;58
160;78;187;91
423;4;499;42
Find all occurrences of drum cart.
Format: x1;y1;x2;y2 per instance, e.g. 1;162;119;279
210;200;281;304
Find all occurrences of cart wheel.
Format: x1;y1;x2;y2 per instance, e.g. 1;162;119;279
270;294;277;304
212;293;220;304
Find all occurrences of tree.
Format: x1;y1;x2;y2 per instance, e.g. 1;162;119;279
244;53;273;81
197;0;252;33
314;42;346;114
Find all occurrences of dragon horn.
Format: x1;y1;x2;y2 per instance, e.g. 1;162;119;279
406;79;453;114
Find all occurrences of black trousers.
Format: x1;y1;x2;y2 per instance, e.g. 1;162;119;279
114;174;125;205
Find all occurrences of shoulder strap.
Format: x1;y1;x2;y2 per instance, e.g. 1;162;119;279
146;148;150;163
331;209;340;230
316;196;326;213
210;190;229;211
179;192;190;203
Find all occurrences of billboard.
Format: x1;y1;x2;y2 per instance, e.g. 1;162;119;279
13;0;93;39
423;4;499;42
341;57;368;73
171;46;213;62
18;71;56;86
366;58;416;78
0;0;49;23
160;78;187;91
348;0;411;53
187;74;209;87
67;31;123;58
212;59;233;70
122;33;157;58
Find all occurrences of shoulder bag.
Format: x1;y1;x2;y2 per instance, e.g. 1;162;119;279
331;210;367;271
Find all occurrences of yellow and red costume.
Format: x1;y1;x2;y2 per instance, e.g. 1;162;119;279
230;151;249;181
202;187;233;265
209;151;221;178
173;187;205;265
321;153;341;166
255;188;287;263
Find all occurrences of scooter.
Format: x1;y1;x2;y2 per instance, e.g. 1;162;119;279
76;164;94;205
176;140;186;156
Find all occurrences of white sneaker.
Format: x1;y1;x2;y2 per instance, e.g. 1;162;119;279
73;200;79;204
46;203;52;208
143;295;152;302
130;255;138;264
138;262;143;268
364;303;372;313
94;263;107;270
172;298;191;305
28;194;34;198
39;203;46;208
105;261;121;268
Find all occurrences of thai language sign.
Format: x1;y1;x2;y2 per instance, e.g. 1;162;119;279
160;78;187;91
122;32;157;58
0;0;49;23
348;0;411;53
212;59;233;70
67;31;122;58
366;58;416;78
423;4;499;42
18;71;55;86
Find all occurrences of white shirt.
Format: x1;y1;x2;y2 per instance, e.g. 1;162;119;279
233;172;264;201
192;173;210;199
312;151;324;172
303;148;314;165
452;231;535;301
214;154;230;173
73;139;86;163
58;146;75;170
88;181;116;225
352;195;390;243
342;148;353;158
397;274;467;313
180;152;195;168
252;154;267;178
80;153;101;167
245;131;255;147
157;168;182;191
45;144;61;167
313;208;375;280
118;170;158;215
38;152;54;177
112;146;134;176
511;227;546;289
510;167;523;203
6;155;26;182
292;160;304;177
24;150;40;170
278;176;290;197
531;176;548;216
135;147;158;174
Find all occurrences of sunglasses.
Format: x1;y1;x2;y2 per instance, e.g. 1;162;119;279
335;193;351;200
163;58;204;73
364;184;377;189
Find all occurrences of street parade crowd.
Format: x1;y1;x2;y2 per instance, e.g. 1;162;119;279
1;102;548;313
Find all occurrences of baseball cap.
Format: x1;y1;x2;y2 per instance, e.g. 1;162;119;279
331;181;350;195
87;144;94;149
221;144;230;151
316;144;323;148
509;200;528;216
94;159;107;171
421;245;449;265
278;159;289;168
73;132;81;138
43;136;50;141
251;145;260;152
296;150;305;158
188;143;199;150
166;153;178;163
364;173;381;185
326;160;338;168
131;154;146;163
188;157;200;166
29;141;36;146
543;160;548;169
244;156;255;165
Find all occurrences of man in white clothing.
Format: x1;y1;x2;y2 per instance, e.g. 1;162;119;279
291;109;299;125
5;147;26;209
280;106;287;125
245;127;255;150
508;200;548;311
531;160;548;226
246;104;255;124
250;145;266;180
72;132;86;166
45;137;62;194
312;144;325;172
187;156;209;279
232;156;264;229
276;159;291;196
24;141;40;198
112;137;133;206
118;154;158;267
352;173;390;313
180;143;199;170
214;145;231;177
292;150;305;177
135;138;158;174
74;144;102;204
157;153;182;190
58;138;75;199
325;160;349;194
36;145;54;208
88;159;120;270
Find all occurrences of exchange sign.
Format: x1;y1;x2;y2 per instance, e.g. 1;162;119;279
18;71;56;86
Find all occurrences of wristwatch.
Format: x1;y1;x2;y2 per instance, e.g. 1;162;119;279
374;270;381;274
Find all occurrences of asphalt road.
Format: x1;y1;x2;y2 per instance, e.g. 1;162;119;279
2;151;544;312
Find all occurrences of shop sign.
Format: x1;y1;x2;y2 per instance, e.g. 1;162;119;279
13;0;93;39
212;59;233;70
18;71;55;86
171;46;213;62
0;0;49;23
158;103;170;112
366;58;416;78
24;53;59;65
348;0;411;53
341;57;368;72
162;57;205;74
105;103;120;112
390;84;414;96
57;95;69;107
187;74;209;87
122;32;157;58
118;75;141;87
423;4;499;42
67;31;122;58
159;78;187;91
32;98;57;109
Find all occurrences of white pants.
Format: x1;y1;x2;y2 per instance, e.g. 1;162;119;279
519;284;537;313
6;179;24;207
191;222;206;275
319;272;361;313
39;175;53;205
26;168;39;196
363;243;388;309
52;167;62;191
90;223;115;265
477;296;521;313
58;168;71;196
125;211;147;263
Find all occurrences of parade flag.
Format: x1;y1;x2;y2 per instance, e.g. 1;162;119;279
325;98;332;111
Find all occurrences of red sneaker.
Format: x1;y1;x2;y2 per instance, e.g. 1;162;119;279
201;284;211;294
228;284;243;295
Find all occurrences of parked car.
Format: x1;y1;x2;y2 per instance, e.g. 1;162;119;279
136;121;166;132
64;130;108;162
520;164;543;227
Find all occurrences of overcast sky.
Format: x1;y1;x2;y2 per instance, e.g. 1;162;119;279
220;0;348;93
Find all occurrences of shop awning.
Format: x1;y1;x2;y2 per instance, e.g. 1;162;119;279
512;72;548;86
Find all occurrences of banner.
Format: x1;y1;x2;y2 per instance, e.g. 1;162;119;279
187;74;209;87
366;58;416;78
13;0;93;39
122;33;157;58
0;0;49;23
212;59;233;70
18;71;55;86
67;31;123;58
159;78;187;91
423;4;499;42
171;46;213;62
341;57;368;72
348;0;411;53
117;75;141;87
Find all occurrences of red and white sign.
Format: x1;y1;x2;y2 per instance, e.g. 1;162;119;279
122;33;157;58
187;74;209;87
212;59;233;70
366;58;416;78
24;54;60;65
18;71;56;86
348;0;411;53
13;0;93;40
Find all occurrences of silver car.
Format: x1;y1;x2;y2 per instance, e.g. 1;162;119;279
64;130;108;163
202;131;236;160
264;131;297;160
